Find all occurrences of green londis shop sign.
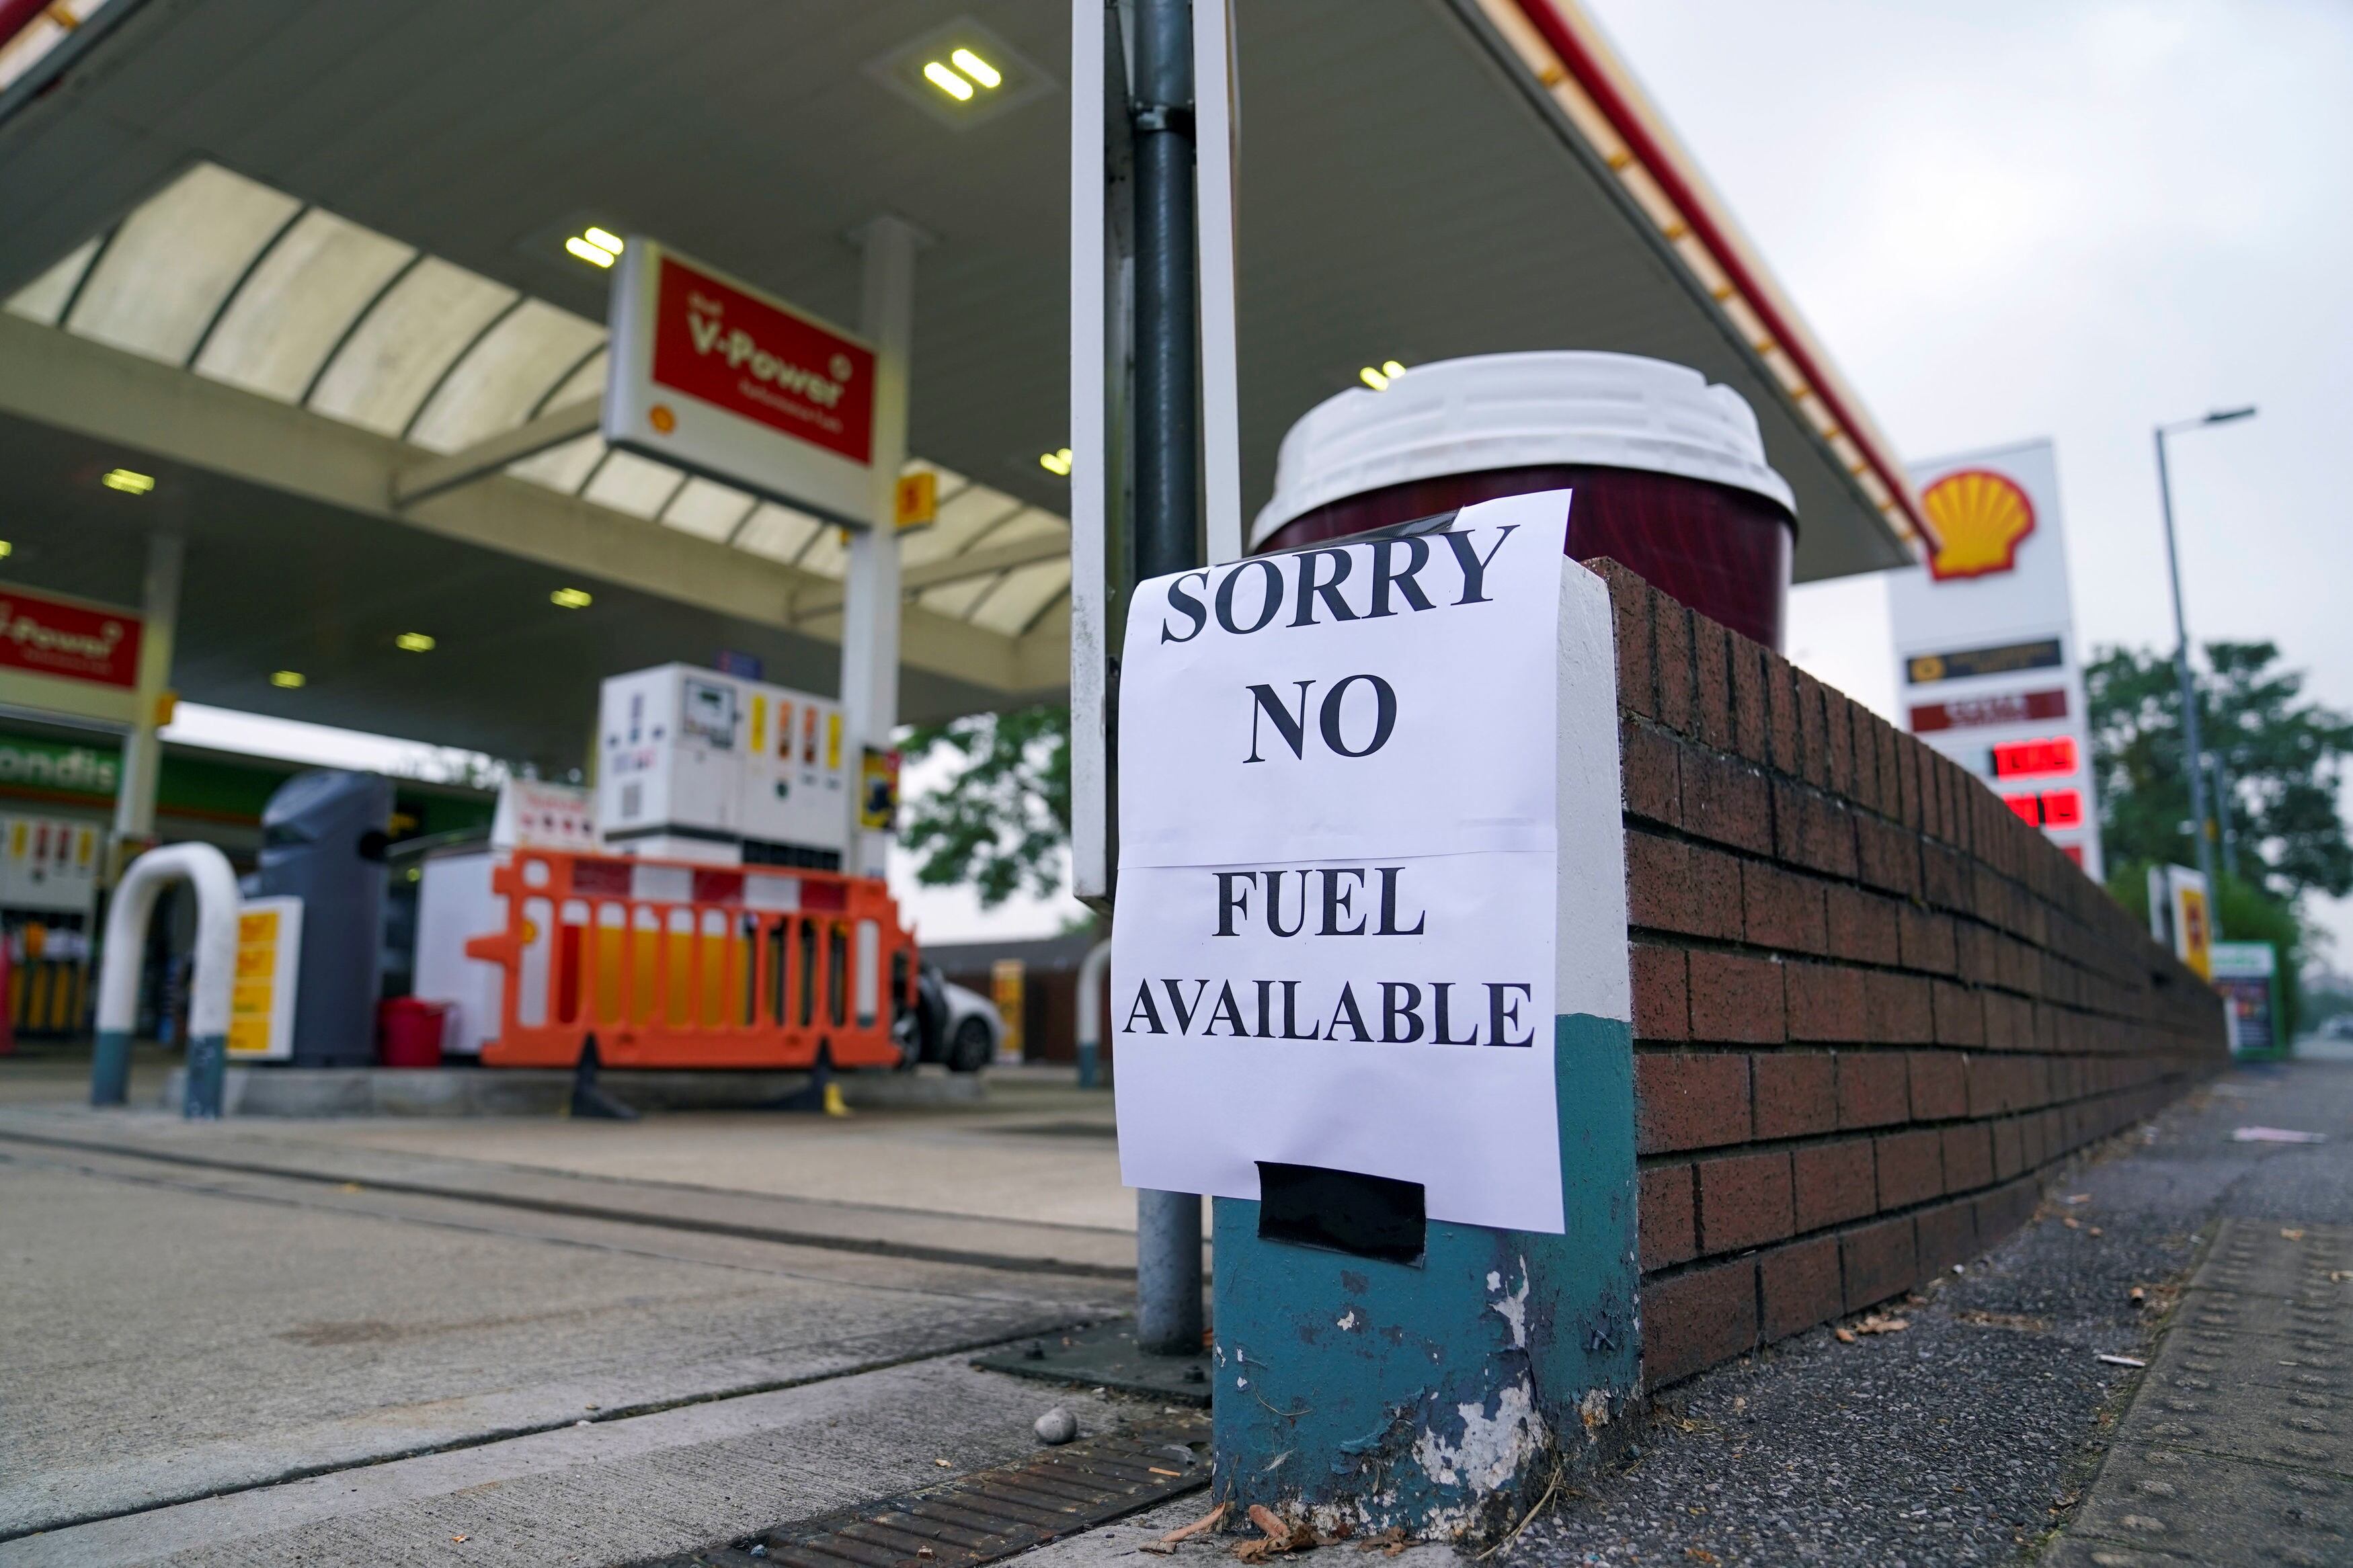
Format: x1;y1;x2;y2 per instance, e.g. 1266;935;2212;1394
0;737;119;796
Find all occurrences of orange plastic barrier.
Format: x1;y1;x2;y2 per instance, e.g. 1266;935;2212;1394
467;850;915;1070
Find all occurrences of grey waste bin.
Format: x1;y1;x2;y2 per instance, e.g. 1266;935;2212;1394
256;770;391;1067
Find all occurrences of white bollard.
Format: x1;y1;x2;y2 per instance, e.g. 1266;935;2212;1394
91;843;241;1118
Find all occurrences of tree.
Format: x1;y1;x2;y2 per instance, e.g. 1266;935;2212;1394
897;704;1071;909
2085;641;2353;903
2089;641;2353;1038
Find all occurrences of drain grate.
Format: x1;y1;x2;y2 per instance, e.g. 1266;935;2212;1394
639;1415;1211;1568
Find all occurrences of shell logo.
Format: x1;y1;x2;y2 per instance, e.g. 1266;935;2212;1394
1922;468;2036;581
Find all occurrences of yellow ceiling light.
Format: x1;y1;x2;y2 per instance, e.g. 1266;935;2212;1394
270;670;305;689
950;48;1002;89
395;632;436;653
550;587;593;609
102;467;155;494
922;60;974;100
0;540;13;559
1382;360;1406;379
565;234;618;268
581;226;625;255
1039;447;1073;477
1358;366;1390;392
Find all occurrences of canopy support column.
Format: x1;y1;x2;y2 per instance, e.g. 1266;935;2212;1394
841;214;924;880
111;531;182;866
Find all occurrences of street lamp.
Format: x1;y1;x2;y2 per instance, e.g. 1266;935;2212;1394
2153;405;2256;925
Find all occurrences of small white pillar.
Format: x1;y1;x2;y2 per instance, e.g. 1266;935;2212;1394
112;532;184;854
840;215;924;880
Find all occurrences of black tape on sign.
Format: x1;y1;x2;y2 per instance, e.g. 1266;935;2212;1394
1257;1161;1426;1264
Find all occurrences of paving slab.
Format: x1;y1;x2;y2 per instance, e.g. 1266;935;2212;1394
157;1062;986;1117
2061;1218;2353;1565
1;1357;1144;1568
0;1148;1116;1542
0;1108;1142;1276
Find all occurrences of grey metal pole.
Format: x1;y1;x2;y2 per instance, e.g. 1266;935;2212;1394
1129;0;1205;1356
1137;1188;1203;1352
2210;753;2240;881
1131;0;1197;583
2155;425;2219;913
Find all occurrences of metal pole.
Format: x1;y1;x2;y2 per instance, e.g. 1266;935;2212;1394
1129;0;1205;1355
2210;753;2240;880
2155;425;2219;915
1131;0;1197;583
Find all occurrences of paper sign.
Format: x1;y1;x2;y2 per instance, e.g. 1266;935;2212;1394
1111;491;1591;1234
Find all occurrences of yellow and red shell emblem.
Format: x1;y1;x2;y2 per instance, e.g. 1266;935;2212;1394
1921;468;2036;581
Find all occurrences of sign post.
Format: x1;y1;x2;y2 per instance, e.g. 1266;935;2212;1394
1112;493;1638;1539
2149;863;2214;979
2209;941;2283;1058
1892;442;2103;878
604;227;918;880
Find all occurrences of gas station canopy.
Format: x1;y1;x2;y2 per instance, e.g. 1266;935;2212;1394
0;0;1921;771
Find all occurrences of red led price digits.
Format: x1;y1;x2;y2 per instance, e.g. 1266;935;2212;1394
2001;788;2084;828
1990;735;2077;779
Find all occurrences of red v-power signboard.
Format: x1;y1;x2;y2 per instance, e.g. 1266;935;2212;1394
604;239;878;526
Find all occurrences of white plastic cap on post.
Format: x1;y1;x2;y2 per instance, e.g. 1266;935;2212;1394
1249;350;1796;550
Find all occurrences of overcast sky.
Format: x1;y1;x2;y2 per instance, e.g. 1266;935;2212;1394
1574;0;2353;959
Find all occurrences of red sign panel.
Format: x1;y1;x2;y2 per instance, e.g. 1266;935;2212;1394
1909;688;2068;734
649;255;875;465
0;587;141;689
1990;735;2077;780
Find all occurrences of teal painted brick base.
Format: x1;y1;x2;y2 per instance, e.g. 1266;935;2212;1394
1209;1013;1639;1541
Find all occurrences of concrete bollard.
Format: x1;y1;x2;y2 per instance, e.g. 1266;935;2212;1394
1207;1026;1637;1539
1076;938;1110;1088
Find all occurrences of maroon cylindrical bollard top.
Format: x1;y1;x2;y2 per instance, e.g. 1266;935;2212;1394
1250;352;1796;650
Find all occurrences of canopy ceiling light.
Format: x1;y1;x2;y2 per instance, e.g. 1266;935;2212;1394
866;18;1051;130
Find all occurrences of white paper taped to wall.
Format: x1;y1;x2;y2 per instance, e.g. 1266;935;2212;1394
1111;490;1605;1233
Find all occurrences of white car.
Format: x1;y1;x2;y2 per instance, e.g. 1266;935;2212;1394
900;965;1004;1071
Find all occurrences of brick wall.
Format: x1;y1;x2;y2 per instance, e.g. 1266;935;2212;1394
1586;559;2229;1390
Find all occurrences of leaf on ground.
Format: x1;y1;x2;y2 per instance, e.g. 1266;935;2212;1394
1833;1327;1857;1344
1160;1503;1228;1546
1855;1313;1910;1335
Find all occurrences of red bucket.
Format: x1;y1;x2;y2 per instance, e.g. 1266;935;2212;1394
378;997;449;1069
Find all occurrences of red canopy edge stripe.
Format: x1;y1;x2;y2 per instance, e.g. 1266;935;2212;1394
1503;0;1932;552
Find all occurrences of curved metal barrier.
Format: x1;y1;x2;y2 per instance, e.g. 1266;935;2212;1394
92;842;241;1117
466;849;915;1071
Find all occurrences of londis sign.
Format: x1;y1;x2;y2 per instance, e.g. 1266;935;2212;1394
604;239;877;526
